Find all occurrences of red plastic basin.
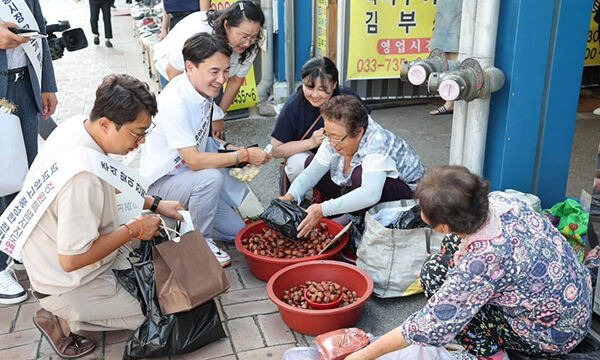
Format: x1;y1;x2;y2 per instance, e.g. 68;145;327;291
267;260;374;335
234;220;349;282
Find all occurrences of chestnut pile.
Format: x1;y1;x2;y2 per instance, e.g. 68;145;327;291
282;281;359;309
240;223;335;258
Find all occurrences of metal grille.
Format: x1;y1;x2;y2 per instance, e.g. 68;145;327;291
347;79;435;100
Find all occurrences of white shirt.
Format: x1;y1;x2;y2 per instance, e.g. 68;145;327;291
153;11;256;79
6;46;27;70
139;73;213;183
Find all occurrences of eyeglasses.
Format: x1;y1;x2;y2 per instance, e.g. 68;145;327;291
235;30;258;45
126;121;155;143
323;131;348;145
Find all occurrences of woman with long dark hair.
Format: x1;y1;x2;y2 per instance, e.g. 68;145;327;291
154;1;264;138
270;57;370;193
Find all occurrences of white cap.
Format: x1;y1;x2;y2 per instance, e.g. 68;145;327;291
407;65;427;85
439;79;461;101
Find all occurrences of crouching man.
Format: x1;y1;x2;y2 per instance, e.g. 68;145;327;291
140;33;271;267
0;74;184;358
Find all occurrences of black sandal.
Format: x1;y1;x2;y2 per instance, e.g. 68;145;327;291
430;105;453;116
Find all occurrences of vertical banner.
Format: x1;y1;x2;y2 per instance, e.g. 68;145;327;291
585;7;600;67
347;0;436;80
210;0;259;110
316;0;328;57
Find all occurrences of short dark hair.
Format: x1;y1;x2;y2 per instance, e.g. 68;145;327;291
299;57;340;101
207;0;264;64
182;32;233;67
320;95;368;137
89;74;157;129
415;166;490;235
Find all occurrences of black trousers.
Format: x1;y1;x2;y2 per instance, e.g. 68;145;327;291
90;0;113;39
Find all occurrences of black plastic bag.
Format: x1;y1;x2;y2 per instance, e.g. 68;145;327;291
114;240;226;359
507;334;600;360
260;199;307;240
348;214;365;252
387;204;428;230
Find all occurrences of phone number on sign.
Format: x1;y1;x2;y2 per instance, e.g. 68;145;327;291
233;88;258;105
355;58;410;73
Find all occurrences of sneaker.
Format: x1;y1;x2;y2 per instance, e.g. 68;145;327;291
105;40;113;48
206;238;231;267
93;36;99;45
0;268;27;304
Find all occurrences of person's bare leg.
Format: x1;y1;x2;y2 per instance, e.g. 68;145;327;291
429;100;454;115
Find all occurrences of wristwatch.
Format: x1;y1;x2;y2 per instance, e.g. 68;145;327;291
150;195;162;212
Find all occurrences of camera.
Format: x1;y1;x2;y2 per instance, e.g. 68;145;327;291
46;20;88;60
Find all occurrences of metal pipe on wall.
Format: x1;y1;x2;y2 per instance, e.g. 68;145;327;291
462;0;502;175
257;0;274;101
449;0;477;165
284;0;295;95
336;0;347;85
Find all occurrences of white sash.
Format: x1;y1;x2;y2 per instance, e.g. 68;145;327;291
0;147;147;260
0;0;43;90
145;116;210;185
145;103;247;207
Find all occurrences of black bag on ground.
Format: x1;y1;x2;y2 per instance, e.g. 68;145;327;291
388;203;428;230
114;239;226;359
260;199;307;240
507;334;600;360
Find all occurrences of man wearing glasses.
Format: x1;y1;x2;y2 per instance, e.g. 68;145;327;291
16;74;184;359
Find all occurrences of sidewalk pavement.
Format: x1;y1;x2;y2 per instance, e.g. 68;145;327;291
3;0;598;359
0;1;307;359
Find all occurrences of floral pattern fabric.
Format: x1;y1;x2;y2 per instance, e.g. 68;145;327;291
402;192;593;356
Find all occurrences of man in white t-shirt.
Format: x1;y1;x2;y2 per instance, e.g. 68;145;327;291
20;74;185;359
141;33;271;267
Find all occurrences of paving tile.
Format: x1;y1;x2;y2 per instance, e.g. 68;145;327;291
104;341;127;360
291;330;309;346
0;329;39;349
223;299;277;320
257;313;295;346
236;344;296;360
15;302;41;331
224;268;242;291
228;250;249;270
0;343;38;360
105;329;133;344
171;337;233;360
219;287;269;306
237;267;266;289
226;317;264;352
39;336;104;360
215;299;225;322
0;307;18;333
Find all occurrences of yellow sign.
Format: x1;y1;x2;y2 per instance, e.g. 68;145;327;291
585;10;600;67
210;0;259;110
225;67;259;111
316;0;328;57
347;0;436;80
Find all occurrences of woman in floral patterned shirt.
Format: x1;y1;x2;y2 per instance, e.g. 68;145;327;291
346;166;593;360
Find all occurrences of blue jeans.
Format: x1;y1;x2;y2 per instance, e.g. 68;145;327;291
0;71;40;272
